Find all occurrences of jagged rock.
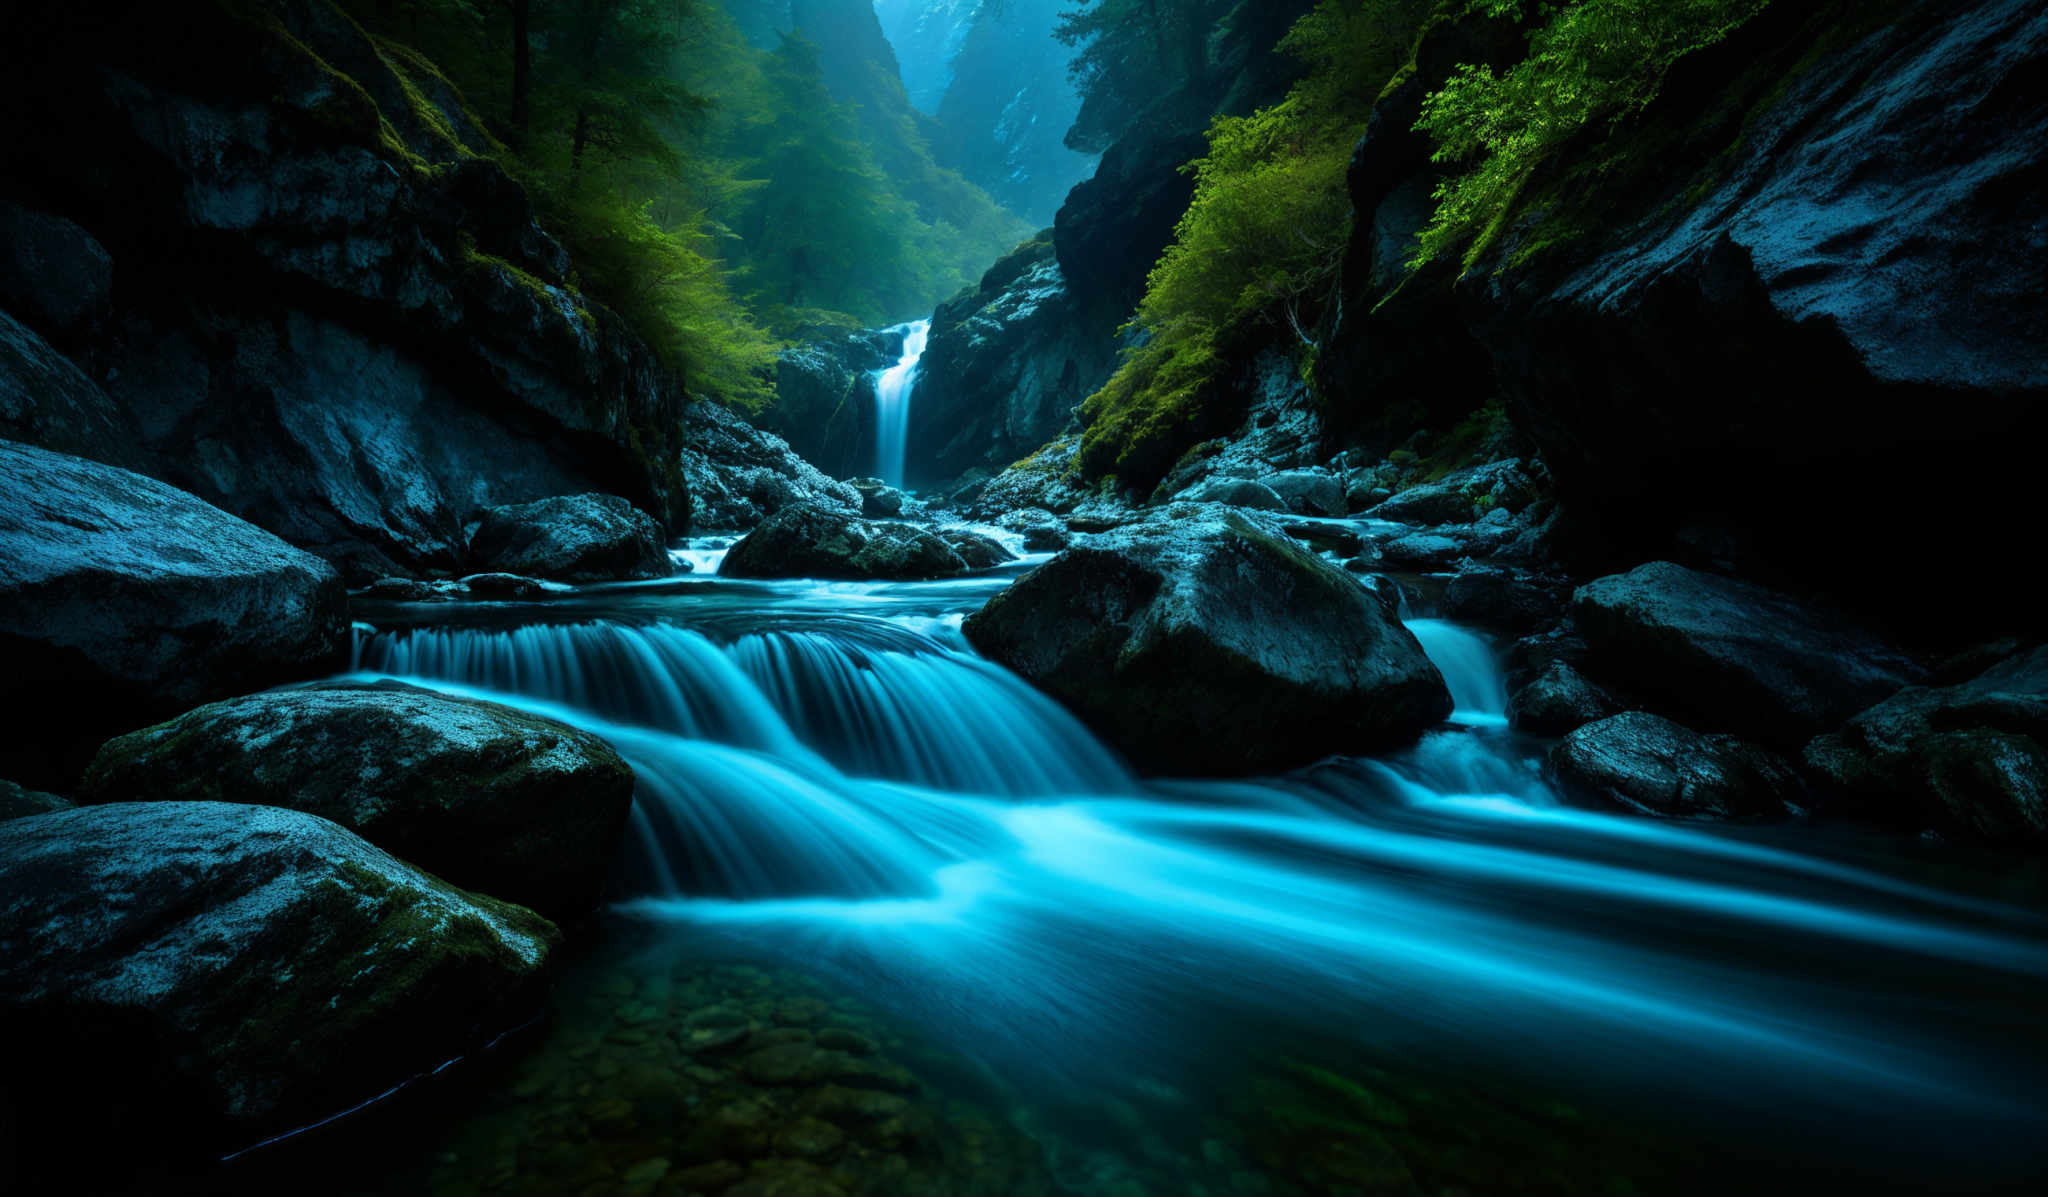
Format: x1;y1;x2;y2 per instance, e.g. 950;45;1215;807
1805;645;2048;847
0;201;112;333
1509;661;1621;737
760;331;897;479
938;529;1017;571
0;439;347;787
721;503;968;581
0;803;557;1164
0;778;72;822
964;509;1452;774
1550;711;1805;820
82;682;635;918
1573;562;1922;749
0;309;139;470
1262;470;1345;517
468;493;670;583
682;400;863;533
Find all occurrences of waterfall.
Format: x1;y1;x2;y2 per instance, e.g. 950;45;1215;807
873;319;930;487
1405;618;1510;726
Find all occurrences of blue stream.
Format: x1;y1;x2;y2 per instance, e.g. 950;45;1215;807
350;567;2048;1187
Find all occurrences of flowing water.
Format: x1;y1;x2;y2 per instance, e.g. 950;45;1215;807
873;320;931;487
321;544;2047;1194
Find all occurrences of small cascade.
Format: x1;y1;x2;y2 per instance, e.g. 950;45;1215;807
1405;618;1511;726
873;319;930;487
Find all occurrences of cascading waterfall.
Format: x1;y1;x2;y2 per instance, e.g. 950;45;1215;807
873;319;930;487
349;606;2048;1184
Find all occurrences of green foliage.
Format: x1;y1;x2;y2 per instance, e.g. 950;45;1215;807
1412;0;1772;270
1076;0;1434;485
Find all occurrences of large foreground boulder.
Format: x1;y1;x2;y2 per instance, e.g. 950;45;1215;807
1572;562;1921;750
964;510;1452;774
721;503;970;581
0;803;558;1166
1550;711;1806;820
468;493;671;583
0;439;348;787
82;682;637;918
1805;646;2048;847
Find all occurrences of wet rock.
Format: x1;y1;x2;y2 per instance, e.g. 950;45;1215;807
0;803;557;1158
360;576;451;602
965;509;1452;774
1805;645;2048;847
468;493;670;583
682;400;864;533
0;439;348;787
850;478;908;518
939;529;1018;570
1368;460;1538;526
996;507;1070;551
1508;661;1621;737
460;572;548;599
1439;566;1570;635
722;503;969;582
0;778;72;822
0;309;139;470
1178;476;1288;511
82;681;636;918
1573;562;1923;749
1550;711;1805;820
1280;521;1365;558
1262;469;1345;517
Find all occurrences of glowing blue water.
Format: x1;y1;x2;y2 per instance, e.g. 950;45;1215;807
873;319;930;487
350;611;2048;1183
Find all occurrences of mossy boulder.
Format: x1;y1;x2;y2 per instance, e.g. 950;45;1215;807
1550;711;1806;820
1805;645;2048;848
0;802;558;1168
0;439;348;788
721;503;970;582
83;681;636;918
1573;562;1922;750
964;508;1453;775
468;492;672;583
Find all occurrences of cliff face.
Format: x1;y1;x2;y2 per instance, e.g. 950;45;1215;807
1327;0;2047;627
0;0;689;582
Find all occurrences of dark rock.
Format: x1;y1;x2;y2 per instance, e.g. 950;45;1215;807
468;493;670;583
0;802;557;1160
681;400;863;533
0;439;348;787
1573;562;1922;749
1805;646;2048;847
1263;469;1345;517
850;477;909;518
360;576;449;602
0;309;139;470
1178;476;1288;511
1550;712;1805;820
0;201;113;332
1509;661;1621;737
1369;460;1536;527
1281;520;1365;558
939;529;1017;571
0;778;72;822
459;572;547;599
759;333;895;479
1439;567;1570;635
964;509;1452;774
721;503;968;581
1021;524;1070;552
82;681;634;918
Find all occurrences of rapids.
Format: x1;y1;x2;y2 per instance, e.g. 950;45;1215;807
344;546;2048;1191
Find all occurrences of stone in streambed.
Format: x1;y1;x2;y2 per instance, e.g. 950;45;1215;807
0;802;557;1163
0;438;348;788
849;477;909;518
721;502;969;581
1573;561;1922;749
1805;645;2048;847
964;509;1452;774
1177;476;1288;511
939;528;1018;570
82;681;635;918
468;492;671;582
1508;661;1621;737
1550;711;1806;820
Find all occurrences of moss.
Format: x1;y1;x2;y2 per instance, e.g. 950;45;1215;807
461;238;597;337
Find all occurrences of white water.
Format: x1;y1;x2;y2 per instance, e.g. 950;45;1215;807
873;319;930;487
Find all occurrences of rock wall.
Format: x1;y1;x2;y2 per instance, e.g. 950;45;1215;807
0;0;689;582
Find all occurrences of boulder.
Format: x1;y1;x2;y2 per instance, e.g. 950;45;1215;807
850;477;909;518
1368;460;1537;527
1262;469;1345;517
0;803;557;1166
1509;661;1621;737
721;503;969;581
0;309;139;470
1573;562;1922;749
468;493;671;583
1805;646;2048;847
996;507;1070;551
0;778;72;822
964;510;1452;774
0;439;348;787
1550;712;1805;820
0;201;113;332
681;400;863;532
939;529;1018;571
82;682;636;918
459;572;547;599
1178;476;1288;511
1439;567;1570;635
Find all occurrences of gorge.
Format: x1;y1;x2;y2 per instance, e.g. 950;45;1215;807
2;2;2044;1195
